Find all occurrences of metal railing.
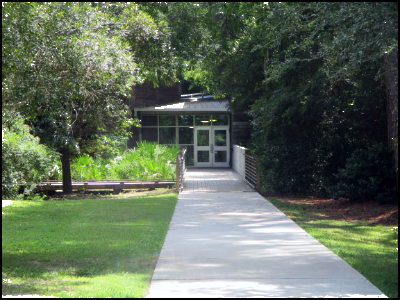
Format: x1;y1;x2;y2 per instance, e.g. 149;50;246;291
176;148;187;193
244;151;260;192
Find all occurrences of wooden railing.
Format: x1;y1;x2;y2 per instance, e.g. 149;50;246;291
244;150;260;192
176;148;187;193
19;179;176;195
18;148;188;195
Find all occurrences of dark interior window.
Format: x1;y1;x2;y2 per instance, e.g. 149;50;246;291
142;115;157;126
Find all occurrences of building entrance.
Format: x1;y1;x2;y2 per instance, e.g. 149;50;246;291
194;126;230;168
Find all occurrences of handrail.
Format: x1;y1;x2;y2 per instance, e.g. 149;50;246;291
20;178;175;183
244;151;260;192
176;148;187;193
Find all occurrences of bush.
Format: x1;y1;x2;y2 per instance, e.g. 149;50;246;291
330;144;397;203
2;112;60;199
65;141;181;180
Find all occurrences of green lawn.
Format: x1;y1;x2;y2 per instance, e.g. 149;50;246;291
2;193;178;298
267;198;398;298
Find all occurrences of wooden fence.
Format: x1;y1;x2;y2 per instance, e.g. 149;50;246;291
20;179;176;195
19;149;187;194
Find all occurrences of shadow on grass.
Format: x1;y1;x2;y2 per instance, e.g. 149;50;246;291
2;195;178;296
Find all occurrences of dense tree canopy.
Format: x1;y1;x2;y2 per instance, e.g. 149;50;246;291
2;2;173;194
179;2;397;199
2;2;398;200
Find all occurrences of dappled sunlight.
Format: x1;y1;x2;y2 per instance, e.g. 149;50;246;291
147;279;387;298
149;190;387;297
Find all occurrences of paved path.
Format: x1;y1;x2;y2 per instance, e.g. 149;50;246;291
183;168;254;193
147;169;386;297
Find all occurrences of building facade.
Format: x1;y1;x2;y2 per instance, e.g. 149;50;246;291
127;81;252;168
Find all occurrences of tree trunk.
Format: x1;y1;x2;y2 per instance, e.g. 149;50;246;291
385;50;398;188
61;147;73;194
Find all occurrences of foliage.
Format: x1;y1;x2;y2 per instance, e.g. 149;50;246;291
251;58;387;196
137;2;210;86
159;2;397;197
54;141;181;181
184;2;267;106
331;144;397;203
2;111;59;199
2;2;159;192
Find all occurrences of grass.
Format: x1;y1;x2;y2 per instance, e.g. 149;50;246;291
2;192;178;298
267;198;398;298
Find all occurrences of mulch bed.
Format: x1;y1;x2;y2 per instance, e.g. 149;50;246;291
261;194;398;226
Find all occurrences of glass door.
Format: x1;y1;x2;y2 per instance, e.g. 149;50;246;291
195;127;212;167
213;128;229;167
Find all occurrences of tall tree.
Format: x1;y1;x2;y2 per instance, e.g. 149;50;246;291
179;2;397;196
2;2;158;193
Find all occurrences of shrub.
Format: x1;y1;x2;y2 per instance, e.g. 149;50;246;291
66;141;181;180
2;112;59;199
330;144;397;203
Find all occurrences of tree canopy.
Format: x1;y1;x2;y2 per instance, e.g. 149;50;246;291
2;2;398;200
177;2;397;198
2;2;175;194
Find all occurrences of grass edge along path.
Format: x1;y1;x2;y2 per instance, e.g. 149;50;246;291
266;197;398;298
2;193;178;298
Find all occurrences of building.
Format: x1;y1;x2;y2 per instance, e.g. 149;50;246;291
126;81;252;168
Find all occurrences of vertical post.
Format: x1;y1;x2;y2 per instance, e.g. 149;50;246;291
256;155;260;193
176;153;181;194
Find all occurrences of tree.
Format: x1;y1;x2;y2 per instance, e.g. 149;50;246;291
2;2;158;193
177;2;397;198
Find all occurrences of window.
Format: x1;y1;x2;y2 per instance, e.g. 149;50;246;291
142;115;157;126
212;115;229;126
140;114;229;167
179;127;193;144
159;115;176;126
159;127;176;144
195;115;212;126
178;115;194;126
142;128;158;142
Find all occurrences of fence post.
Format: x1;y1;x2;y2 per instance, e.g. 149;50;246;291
176;152;181;194
256;155;260;193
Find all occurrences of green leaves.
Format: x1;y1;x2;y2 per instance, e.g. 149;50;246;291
2;112;60;199
2;2;172;192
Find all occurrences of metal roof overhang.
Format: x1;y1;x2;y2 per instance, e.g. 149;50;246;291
134;99;230;115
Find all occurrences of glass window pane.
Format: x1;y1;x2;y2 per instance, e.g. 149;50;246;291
159;115;176;126
178;115;193;126
198;151;209;162
215;151;227;162
142;115;157;126
181;145;194;167
212;115;229;125
197;129;209;146
179;127;193;144
214;130;227;146
159;127;176;144
142;128;158;142
195;115;212;126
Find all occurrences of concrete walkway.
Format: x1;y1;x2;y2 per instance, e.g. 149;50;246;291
147;169;386;298
182;168;255;193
